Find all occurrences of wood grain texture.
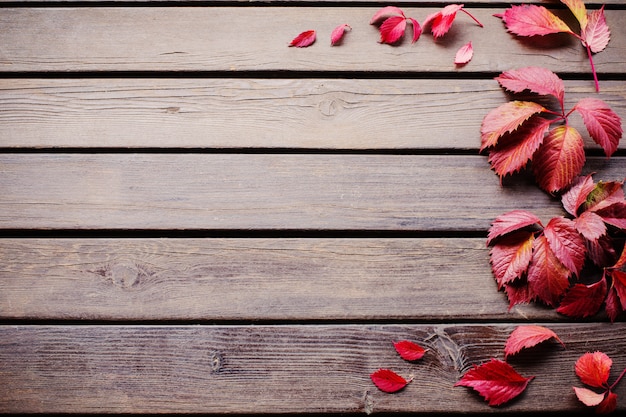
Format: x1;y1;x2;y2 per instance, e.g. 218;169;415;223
1;79;624;149
1;154;624;230
1;0;622;4
0;237;574;322
1;7;625;73
1;324;624;414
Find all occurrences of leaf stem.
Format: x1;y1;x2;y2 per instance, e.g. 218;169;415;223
586;44;600;93
461;8;484;27
609;367;626;390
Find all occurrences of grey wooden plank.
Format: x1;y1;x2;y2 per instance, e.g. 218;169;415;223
1;324;624;414
1;79;624;149
1;154;624;230
1;7;625;73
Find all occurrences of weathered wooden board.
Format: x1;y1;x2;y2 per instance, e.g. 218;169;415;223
1;324;624;414
1;7;625;73
1;79;624;149
0;237;573;322
1;154;624;230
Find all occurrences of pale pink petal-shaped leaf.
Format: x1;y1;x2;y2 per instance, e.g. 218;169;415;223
495;67;565;108
393;340;426;361
575;211;607;242
504;325;564;358
573;97;622;158
583;6;610;53
561;175;596;217
407;17;422;43
573;386;605;407
455;41;473;65
490;232;534;289
480;101;546;151
543;217;586;275
370;6;405;25
556;278;607;318
370;369;411;393
501;5;574;36
487;210;542;246
289;30;316;48
330;24;351;46
575;351;612;388
379;16;407;44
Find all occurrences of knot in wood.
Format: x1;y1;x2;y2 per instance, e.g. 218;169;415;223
318;99;338;117
209;351;224;373
108;262;143;289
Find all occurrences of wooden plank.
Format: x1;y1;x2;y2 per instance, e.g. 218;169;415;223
1;0;622;4
1;79;624;149
1;154;624;230
0;237;572;321
1;324;624;414
1;7;625;73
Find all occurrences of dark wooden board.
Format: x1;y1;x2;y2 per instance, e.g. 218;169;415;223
1;154;624;231
1;79;624;149
1;7;625;73
1;324;624;414
0;237;574;322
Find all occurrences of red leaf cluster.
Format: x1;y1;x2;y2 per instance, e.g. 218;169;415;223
573;351;626;413
370;340;425;393
497;1;611;91
488;175;626;320
481;67;622;193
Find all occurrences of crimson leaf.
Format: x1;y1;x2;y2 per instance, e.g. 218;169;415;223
504;325;564;358
394;340;426;361
370;368;411;393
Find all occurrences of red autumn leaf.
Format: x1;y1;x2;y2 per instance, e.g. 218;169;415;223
611;270;626;310
330;24;351;46
562;175;596;217
500;5;574;37
573;98;623;157
488;116;551;178
614;244;626;270
370;6;405;25
527;234;572;306
407;18;422;43
393;340;426;361
582;6;610;53
423;4;464;38
576;351;612;388
504;325;564;358
532;125;586;193
490;232;534;289
587;235;619;268
574;210;607;242
454;359;534;406
556;277;607;318
561;0;588;29
289;30;316;48
487;210;542;246
605;283;623;322
495;67;565;109
454;41;473;65
543;217;586;275
596;391;618;414
504;280;534;308
379;15;407;44
370;368;411;393
573;386;606;406
584;180;625;213
480;101;546;151
595;202;626;229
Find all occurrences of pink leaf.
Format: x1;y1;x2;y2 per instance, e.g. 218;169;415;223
573;98;622;158
504;325;564;358
557;277;607;318
393;340;426;361
407;17;422;43
455;41;473;65
575;211;607;242
575;351;612;388
370;6;405;25
573;386;606;407
289;30;316;48
561;175;596;217
490;232;534;289
370;369;411;393
527;234;572;307
454;359;534;406
423;4;464;38
495;67;565;108
330;24;351;46
480;101;546;151
500;5;574;37
487;210;542;246
583;6;610;53
379;16;407;44
543;217;586;275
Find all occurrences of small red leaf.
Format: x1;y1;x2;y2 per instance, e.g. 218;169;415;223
561;175;596;217
596;391;618;414
394;340;426;361
575;351;612;388
370;369;410;393
423;4;464;38
289;30;316;48
407;17;422;43
556;277;607;318
543;217;586;275
573;386;605;407
370;6;405;25
527;234;572;307
583;6;611;53
480;101;546;151
454;359;534;406
495;67;565;108
574;211;607;242
573;98;622;158
330;24;351;46
455;41;473;65
379;16;407;44
487;210;542;246
504;325;564;358
490;232;535;289
501;5;573;37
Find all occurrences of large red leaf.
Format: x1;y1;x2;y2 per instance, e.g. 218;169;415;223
560;0;587;30
596;391;618;414
556;277;607;318
454;41;473;65
330;24;351;46
480;101;546;151
573;98;622;157
504;325;564;358
370;6;405;25
393;340;426;361
488;116;551;178
490;232;535;289
289;30;316;48
370;369;411;393
501;5;574;37
575;351;612;388
532;125;586;193
574;211;607;242
495;67;565;109
595;202;626;229
379;16;407;44
422;4;464;38
573;386;605;406
454;359;534;406
527;234;571;306
561;175;596;216
487;210;542;246
543;217;586;275
583;6;610;53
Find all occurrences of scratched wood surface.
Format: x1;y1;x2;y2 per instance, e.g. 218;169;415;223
1;1;625;415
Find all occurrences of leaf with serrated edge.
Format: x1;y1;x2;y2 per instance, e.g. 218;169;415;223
487;210;542;246
612;270;626;310
289;30;316;48
595;202;626;229
527;234;571;307
575;211;607;242
454;359;534;406
501;5;574;37
481;101;546;151
584;180;625;213
379;16;407;44
370;369;410;393
423;4;464;38
532;125;585;193
573;98;622;158
560;0;588;30
573;386;605;407
495;67;565;109
583;6;610;53
504;281;534;308
557;278;607;318
370;6;405;25
575;351;612;388
561;175;596;217
504;325;564;358
490;232;534;289
543;217;586;275
330;24;351;46
394;340;426;361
